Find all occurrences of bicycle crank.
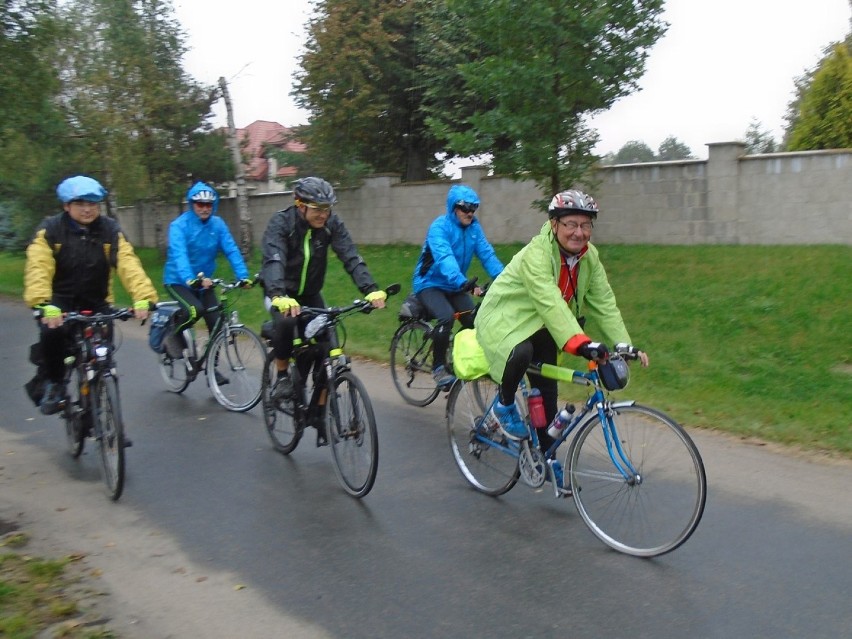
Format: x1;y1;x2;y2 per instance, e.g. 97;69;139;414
518;440;546;488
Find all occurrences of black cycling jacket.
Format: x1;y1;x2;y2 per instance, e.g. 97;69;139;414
260;205;378;300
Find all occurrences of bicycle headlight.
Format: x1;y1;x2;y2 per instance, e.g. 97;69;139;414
304;314;329;339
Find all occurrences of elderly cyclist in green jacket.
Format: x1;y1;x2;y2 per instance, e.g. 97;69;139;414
474;189;649;458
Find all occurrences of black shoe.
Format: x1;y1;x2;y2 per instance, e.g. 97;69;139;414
39;381;66;416
315;421;328;447
271;372;294;401
214;371;230;386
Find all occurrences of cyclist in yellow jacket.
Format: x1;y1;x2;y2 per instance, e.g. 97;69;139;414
24;175;158;415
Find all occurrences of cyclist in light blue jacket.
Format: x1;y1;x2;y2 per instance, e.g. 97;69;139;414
163;181;251;382
412;184;504;388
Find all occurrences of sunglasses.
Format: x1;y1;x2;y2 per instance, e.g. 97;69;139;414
456;202;479;214
299;200;332;212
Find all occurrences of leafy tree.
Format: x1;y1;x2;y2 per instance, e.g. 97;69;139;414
292;0;442;183
786;43;852;151
0;1;75;245
56;0;229;209
612;140;655;164
742;118;777;154
657;135;694;161
426;0;666;200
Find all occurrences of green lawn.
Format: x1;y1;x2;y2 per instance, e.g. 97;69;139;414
2;244;850;457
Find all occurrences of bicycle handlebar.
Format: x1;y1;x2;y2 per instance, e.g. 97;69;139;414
56;308;135;323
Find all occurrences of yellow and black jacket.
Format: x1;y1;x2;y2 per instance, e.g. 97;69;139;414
24;212;157;310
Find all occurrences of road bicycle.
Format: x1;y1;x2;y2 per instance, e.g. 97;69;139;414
55;308;135;500
446;345;707;557
261;284;400;498
157;278;266;412
390;279;484;407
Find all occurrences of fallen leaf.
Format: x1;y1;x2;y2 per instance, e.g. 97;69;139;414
234;584;246;590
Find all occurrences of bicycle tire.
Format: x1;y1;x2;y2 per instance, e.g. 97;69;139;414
159;352;192;394
208;325;266;412
261;351;302;454
92;375;125;501
328;370;378;498
390;321;441;407
567;403;706;557
446;377;519;496
64;367;86;458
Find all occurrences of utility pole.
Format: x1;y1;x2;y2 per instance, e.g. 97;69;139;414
219;76;252;257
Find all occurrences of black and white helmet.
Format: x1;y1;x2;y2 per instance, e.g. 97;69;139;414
190;189;215;203
548;189;598;219
293;177;337;207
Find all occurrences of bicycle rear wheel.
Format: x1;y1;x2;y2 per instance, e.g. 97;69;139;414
567;404;706;557
446;378;519;496
390;321;441;407
328;370;378;498
92;375;125;501
159;352;191;393
208;325;266;412
261;351;302;454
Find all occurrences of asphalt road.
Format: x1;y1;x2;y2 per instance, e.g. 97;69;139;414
1;298;850;638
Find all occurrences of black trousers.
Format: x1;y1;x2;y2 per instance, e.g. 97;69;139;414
416;287;476;367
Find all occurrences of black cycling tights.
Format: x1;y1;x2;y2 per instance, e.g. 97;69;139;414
499;328;560;450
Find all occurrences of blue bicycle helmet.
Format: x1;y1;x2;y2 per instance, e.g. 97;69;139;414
56;176;107;203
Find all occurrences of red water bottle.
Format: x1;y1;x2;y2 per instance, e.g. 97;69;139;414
528;388;546;429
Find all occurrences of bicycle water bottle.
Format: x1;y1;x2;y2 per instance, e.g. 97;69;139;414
547;404;576;438
528;388;547;429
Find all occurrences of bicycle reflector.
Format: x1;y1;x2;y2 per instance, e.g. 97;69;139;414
599;357;630;391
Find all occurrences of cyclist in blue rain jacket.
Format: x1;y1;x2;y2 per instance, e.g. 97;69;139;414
412;184;504;388
163;181;251;384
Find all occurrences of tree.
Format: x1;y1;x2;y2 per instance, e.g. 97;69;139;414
612;140;655;164
786;43;852;151
657;135;694;161
0;1;76;246
426;0;666;200
56;0;229;209
742;118;777;154
292;0;442;183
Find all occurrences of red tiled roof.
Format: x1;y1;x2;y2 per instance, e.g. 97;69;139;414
231;120;306;182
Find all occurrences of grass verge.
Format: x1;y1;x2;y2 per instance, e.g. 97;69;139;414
1;243;850;457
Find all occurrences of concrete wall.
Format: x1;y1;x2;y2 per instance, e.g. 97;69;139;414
116;142;852;248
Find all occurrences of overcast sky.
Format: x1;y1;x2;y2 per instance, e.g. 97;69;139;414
174;0;850;160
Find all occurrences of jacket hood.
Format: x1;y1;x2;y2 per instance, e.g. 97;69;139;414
445;184;480;217
186;181;219;214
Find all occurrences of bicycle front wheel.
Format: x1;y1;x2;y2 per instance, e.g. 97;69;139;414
159;352;191;394
261;351;302;454
568;404;706;557
64;367;86;458
390;321;441;407
328;370;378;498
446;378;519;496
208;326;266;412
92;375;125;501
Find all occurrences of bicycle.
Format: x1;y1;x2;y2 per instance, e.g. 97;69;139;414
446;344;707;557
390;278;484;407
260;284;400;498
54;308;135;500
157;277;266;412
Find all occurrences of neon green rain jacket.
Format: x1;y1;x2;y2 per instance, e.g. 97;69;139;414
474;222;632;382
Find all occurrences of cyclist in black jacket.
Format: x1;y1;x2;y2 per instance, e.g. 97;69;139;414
260;177;386;444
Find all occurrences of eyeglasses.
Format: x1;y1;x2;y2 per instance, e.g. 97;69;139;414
456;203;479;214
69;200;100;209
193;202;213;208
557;220;593;233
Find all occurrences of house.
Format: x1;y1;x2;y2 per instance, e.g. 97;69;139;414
229;120;306;194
